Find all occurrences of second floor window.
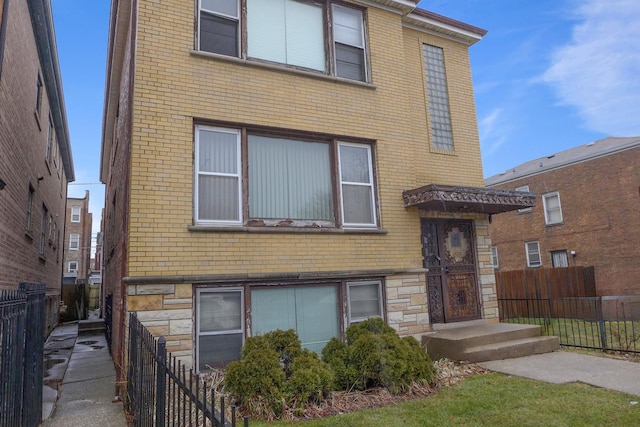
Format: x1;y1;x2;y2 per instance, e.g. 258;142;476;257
39;204;48;256
68;261;78;273
69;234;79;250
198;0;368;82
194;125;378;228
71;206;81;222
35;73;43;115
26;185;35;232
543;192;563;225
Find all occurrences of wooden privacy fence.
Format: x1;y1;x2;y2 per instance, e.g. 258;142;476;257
495;266;596;300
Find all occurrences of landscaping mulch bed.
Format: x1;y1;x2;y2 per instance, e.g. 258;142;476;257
276;359;488;421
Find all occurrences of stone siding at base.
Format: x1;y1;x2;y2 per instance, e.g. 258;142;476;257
127;283;193;366
386;274;431;338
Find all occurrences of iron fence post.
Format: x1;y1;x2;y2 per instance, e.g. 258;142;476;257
156;337;167;427
19;282;45;427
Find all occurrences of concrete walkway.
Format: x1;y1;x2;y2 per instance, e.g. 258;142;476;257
481;350;640;397
42;322;127;427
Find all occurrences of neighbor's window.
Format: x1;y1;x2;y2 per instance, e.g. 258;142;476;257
46;115;54;163
251;285;339;354
196;288;244;370
491;246;499;269
423;44;454;151
68;261;78;273
525;241;541;267
198;0;369;82
39;204;48;255
194;124;377;228
69;234;80;250
551;250;568;268
542;192;563;225
35;73;43;114
347;280;382;324
26;185;35;232
71;206;81;222
515;185;532;213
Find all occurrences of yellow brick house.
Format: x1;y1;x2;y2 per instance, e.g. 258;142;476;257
100;0;533;376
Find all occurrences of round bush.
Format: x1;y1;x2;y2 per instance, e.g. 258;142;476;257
284;350;334;408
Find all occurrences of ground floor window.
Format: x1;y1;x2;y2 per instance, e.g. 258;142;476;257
252;285;339;353
196;279;383;370
196;288;244;371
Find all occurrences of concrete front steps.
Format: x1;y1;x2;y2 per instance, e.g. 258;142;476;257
422;322;560;363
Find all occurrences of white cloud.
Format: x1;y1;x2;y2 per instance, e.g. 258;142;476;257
479;108;510;155
542;0;640;136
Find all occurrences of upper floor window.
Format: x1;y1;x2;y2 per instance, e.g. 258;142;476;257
39;204;48;256
46;115;54;163
525;241;541;268
69;233;80;251
423;44;454;151
71;206;81;222
194;125;378;228
197;0;368;82
515;185;532;213
26;185;35;232
542;192;563;225
35;73;43;115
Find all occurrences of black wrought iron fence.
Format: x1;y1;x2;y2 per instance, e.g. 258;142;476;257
0;282;47;427
126;312;249;426
105;293;113;355
499;296;640;353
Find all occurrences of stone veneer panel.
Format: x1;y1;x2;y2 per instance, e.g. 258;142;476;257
386;273;430;338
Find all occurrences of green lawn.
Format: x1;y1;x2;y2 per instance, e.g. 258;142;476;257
250;373;639;426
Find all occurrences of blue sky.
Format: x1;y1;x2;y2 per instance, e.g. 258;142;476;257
51;0;640;253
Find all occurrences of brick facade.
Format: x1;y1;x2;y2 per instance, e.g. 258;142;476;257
63;191;92;279
0;0;74;335
101;0;494;374
487;139;640;296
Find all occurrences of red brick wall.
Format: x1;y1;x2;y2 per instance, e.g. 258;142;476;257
489;146;640;296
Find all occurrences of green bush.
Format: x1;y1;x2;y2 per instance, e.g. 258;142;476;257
322;318;436;394
285;350;334;408
225;336;285;416
224;330;334;418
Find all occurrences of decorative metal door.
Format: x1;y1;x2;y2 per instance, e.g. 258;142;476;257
421;219;480;323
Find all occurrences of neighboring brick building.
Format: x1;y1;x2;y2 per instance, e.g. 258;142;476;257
486;137;640;296
101;0;532;377
63;190;92;280
0;0;75;334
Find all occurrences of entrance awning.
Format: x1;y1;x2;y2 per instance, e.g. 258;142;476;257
402;184;536;214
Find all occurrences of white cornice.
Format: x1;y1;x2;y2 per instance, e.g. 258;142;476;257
404;12;484;46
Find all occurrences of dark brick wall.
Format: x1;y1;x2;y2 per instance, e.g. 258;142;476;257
488;146;640;296
0;0;67;292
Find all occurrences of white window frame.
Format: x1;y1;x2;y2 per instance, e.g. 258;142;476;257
194;126;242;226
338;142;376;228
516;185;532;213
71;206;81;222
542;192;563;225
346;280;383;324
69;233;80;251
196;287;244;371
525;241;542;268
68;261;78;273
491;246;499;269
332;4;368;81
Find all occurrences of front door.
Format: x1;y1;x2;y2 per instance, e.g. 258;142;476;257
421;219;481;323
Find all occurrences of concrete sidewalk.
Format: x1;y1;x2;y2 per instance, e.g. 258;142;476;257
481;350;640;397
43;322;127;427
